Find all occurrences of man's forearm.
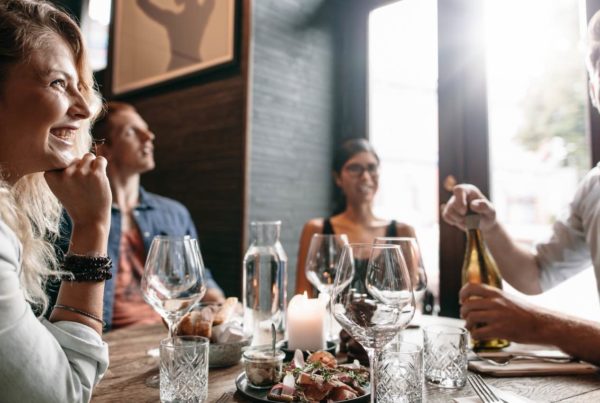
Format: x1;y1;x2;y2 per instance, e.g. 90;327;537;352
483;222;542;294
537;310;600;365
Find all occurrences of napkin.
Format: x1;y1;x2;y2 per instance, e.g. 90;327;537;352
211;319;245;343
468;359;597;377
454;384;539;403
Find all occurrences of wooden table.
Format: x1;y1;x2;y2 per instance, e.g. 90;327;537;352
92;316;600;402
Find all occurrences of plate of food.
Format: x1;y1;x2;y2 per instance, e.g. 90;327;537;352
178;297;250;368
236;350;370;402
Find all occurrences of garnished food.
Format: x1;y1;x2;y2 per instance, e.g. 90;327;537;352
267;350;369;402
306;351;337;368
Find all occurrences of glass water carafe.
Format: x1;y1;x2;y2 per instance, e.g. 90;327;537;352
243;221;287;345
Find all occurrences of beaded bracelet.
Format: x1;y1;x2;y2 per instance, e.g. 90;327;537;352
61;269;112;282
53;304;106;327
64;254;111;270
60;253;113;282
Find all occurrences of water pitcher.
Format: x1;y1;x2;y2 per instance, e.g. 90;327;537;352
243;221;287;345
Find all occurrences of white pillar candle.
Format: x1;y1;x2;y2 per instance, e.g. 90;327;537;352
287;292;326;351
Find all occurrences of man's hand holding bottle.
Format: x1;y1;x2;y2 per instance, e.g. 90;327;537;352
442;184;498;233
442;183;552;346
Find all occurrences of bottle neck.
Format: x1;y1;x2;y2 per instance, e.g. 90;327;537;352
466;227;490;283
250;222;281;246
467;227;483;242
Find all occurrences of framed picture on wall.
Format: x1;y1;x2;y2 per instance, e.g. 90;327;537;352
109;0;237;96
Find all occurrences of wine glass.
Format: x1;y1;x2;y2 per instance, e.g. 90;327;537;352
331;243;415;403
374;237;428;314
141;236;207;387
142;236;207;335
305;234;349;340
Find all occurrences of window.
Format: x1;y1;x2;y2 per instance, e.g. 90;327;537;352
485;0;600;319
369;0;600;318
369;0;439;309
81;0;112;71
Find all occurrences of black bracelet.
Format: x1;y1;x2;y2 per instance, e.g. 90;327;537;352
61;269;112;282
64;254;111;270
53;304;106;327
60;253;113;282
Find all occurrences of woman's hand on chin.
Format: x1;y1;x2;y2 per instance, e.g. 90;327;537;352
44;153;111;231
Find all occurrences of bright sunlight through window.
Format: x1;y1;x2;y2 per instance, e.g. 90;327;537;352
485;0;600;320
82;0;112;71
369;0;439;309
370;0;599;318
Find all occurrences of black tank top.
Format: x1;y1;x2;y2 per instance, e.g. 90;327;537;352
322;217;398;237
322;217;398;293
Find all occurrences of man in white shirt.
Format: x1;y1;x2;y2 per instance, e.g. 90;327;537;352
442;11;600;364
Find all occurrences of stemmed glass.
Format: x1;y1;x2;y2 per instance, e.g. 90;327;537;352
141;236;207;387
305;234;349;340
374;237;427;314
331;243;415;403
142;236;207;336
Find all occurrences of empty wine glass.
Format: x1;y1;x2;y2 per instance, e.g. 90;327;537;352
331;243;416;403
141;236;207;387
142;236;207;336
305;234;349;293
305;234;349;340
374;237;428;313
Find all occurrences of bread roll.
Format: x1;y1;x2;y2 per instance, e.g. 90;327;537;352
178;306;214;338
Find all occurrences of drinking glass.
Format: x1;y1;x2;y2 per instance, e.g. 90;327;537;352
377;341;423;403
331;243;416;403
423;325;468;388
142;236;207;387
160;336;209;403
374;237;428;312
305;233;349;340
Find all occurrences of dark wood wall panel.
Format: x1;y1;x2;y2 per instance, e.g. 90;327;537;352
437;0;489;317
117;0;251;298
249;0;337;296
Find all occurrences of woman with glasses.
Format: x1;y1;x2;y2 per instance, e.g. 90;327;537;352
295;139;416;364
295;138;416;296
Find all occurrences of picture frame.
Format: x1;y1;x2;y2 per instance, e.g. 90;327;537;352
109;0;237;96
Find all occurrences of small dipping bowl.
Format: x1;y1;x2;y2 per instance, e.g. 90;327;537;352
242;346;285;389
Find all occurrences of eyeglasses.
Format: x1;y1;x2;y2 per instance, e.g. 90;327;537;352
343;163;379;177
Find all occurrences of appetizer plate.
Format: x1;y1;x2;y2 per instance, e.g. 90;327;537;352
235;373;370;402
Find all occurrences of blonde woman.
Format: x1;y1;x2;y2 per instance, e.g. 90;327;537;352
0;0;112;401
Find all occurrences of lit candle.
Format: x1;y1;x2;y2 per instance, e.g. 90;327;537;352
287;292;326;351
